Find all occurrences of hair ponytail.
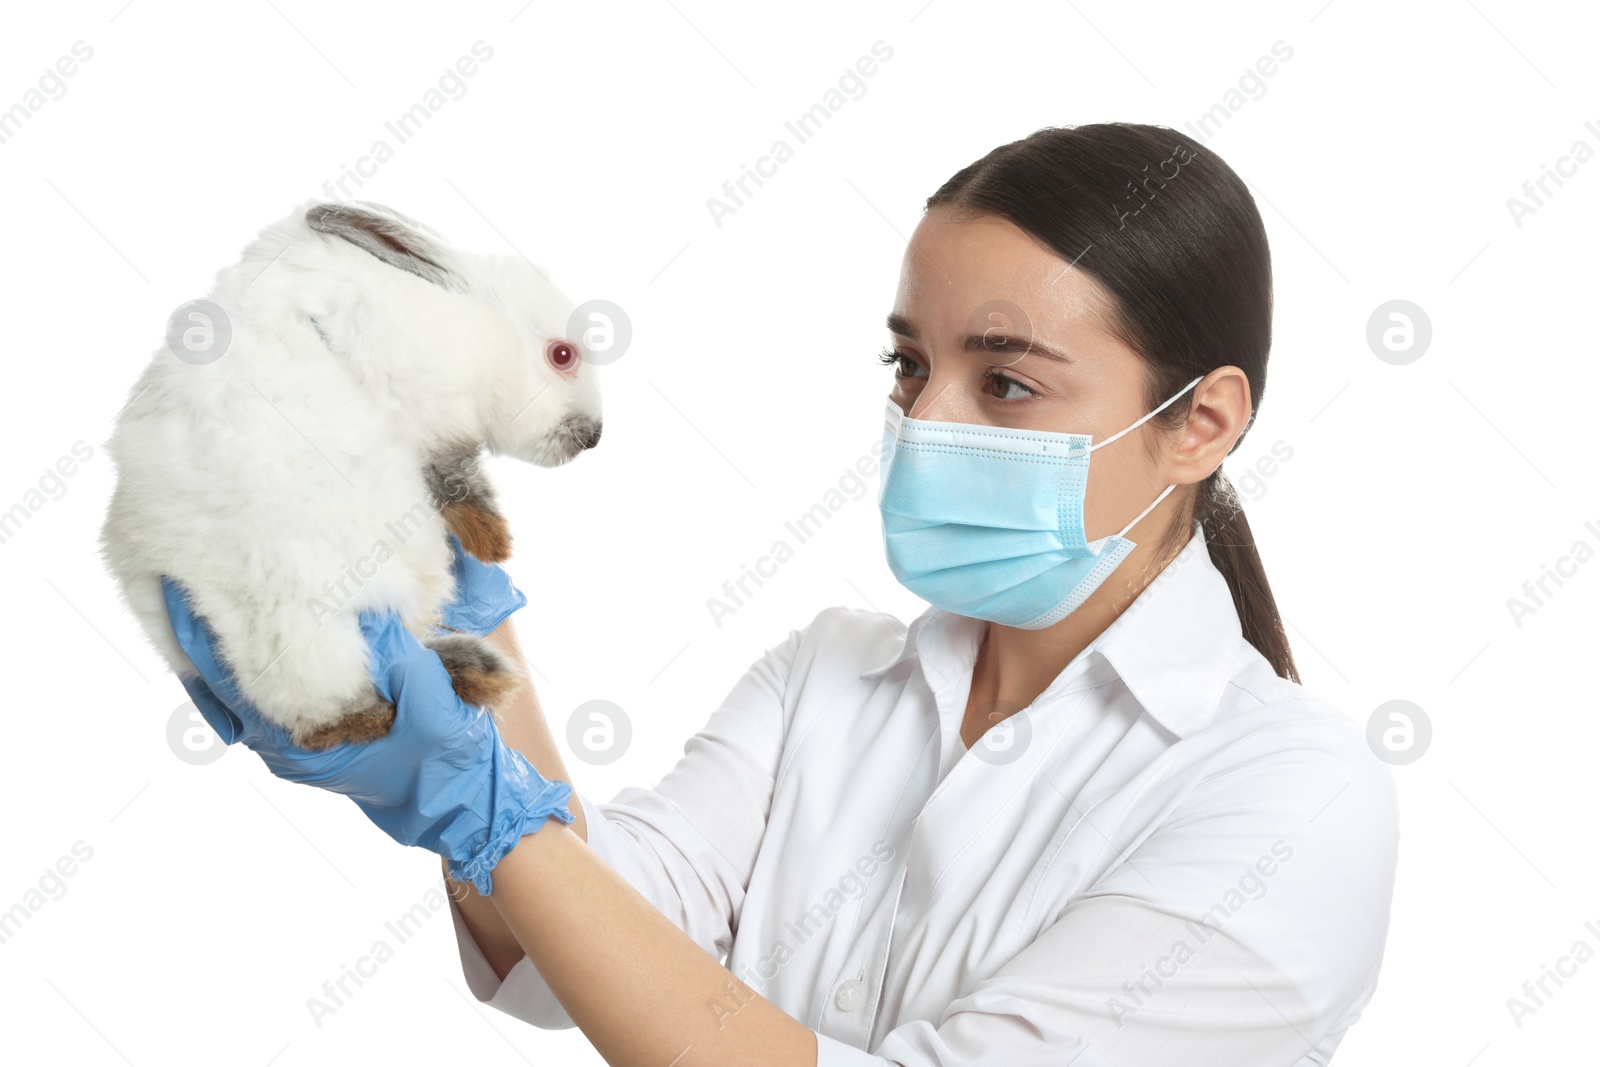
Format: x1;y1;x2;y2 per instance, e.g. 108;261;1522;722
1195;469;1299;682
926;121;1302;681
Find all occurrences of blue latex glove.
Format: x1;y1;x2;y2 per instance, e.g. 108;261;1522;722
162;536;573;895
437;532;529;637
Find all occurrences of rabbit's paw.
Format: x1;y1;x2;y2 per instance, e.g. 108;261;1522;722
291;689;397;750
442;501;512;563
424;632;525;707
426;445;513;563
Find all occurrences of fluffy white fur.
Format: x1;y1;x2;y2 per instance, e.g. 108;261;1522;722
99;198;601;739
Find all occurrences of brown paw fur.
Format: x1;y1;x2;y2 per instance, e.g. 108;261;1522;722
425;632;525;707
292;692;397;750
440;501;513;563
425;443;512;563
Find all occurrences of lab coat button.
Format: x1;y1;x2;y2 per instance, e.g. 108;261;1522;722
835;978;866;1012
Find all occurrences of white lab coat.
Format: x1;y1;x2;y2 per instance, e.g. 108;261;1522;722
445;520;1400;1065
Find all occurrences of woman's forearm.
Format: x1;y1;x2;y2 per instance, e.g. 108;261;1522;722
490;822;818;1067
445;615;587;981
446;618;816;1060
477;616;589;842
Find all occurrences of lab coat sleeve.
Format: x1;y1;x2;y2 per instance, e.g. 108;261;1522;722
446;624;804;1029
813;711;1401;1066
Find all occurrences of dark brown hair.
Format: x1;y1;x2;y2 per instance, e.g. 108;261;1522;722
926;122;1299;682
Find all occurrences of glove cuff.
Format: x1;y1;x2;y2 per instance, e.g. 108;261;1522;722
445;744;576;896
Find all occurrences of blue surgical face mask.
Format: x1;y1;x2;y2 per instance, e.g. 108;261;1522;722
877;373;1204;629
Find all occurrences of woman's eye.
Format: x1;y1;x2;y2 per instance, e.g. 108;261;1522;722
984;369;1038;401
877;347;926;379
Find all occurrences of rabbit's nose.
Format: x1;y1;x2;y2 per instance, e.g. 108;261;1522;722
577;418;601;450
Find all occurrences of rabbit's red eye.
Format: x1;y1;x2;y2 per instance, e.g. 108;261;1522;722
545;339;579;372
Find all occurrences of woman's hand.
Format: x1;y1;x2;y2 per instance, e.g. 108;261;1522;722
435;532;531;638
160;535;575;895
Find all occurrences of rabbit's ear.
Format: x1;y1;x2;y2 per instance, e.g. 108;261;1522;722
305;202;459;289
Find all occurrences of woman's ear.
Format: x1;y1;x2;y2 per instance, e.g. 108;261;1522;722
305;202;460;290
1175;367;1253;481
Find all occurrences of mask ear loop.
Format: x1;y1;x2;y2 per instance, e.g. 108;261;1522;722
1086;373;1206;454
1115;480;1180;539
1087;373;1207;540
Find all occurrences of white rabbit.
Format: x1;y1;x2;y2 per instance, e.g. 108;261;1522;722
98;199;602;748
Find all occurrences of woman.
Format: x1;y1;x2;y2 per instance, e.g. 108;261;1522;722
164;122;1400;1065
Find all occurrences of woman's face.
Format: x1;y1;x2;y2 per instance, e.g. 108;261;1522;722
885;204;1202;543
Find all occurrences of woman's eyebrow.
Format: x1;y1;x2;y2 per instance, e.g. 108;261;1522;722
885;312;1073;364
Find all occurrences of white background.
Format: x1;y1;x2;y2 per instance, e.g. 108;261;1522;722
1;1;1595;1063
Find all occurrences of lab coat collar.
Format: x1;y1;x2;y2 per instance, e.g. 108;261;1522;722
857;521;1242;739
